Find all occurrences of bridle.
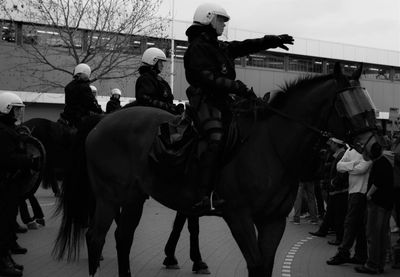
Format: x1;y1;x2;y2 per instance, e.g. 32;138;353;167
264;85;378;152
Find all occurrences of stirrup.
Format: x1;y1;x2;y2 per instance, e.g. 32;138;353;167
210;191;215;211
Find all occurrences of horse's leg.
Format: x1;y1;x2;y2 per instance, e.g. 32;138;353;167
188;216;210;274
114;196;146;277
86;199;116;276
224;212;262;277
254;217;286;277
163;212;186;268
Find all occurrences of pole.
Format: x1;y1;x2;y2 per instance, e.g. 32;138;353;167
170;0;175;94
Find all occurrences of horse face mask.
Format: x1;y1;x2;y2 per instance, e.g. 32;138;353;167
335;86;377;136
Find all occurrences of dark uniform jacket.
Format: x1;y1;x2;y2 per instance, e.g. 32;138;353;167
62;79;103;126
135;66;177;114
184;25;284;109
368;155;394;211
329;148;349;195
0;117;33;189
106;98;121;114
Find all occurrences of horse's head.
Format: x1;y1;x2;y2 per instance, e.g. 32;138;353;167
330;62;383;160
262;62;383;179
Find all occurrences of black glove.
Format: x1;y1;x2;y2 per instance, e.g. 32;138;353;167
164;103;179;115
30;156;41;171
235;80;250;97
176;103;185;114
16;125;32;136
265;34;294;51
235;80;257;99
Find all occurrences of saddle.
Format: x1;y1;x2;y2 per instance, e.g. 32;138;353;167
149;108;240;179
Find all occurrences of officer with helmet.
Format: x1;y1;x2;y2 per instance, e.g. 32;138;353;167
106;88;122;113
184;3;294;210
59;63;103;128
135;47;179;114
0;92;39;276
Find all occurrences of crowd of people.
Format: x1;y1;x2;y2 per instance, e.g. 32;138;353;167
291;136;400;274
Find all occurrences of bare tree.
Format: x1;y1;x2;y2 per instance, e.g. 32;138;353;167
0;0;167;91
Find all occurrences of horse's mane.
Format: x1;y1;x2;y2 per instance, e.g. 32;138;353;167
270;73;334;108
231;73;334;118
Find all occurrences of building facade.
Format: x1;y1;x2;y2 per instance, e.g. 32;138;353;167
1;19;399;121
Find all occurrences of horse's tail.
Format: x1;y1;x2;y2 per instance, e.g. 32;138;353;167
41;163;55;189
52;114;103;261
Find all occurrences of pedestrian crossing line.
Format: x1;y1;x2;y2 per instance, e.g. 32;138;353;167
281;236;313;277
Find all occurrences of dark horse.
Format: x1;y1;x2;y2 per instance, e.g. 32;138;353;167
23;118;76;195
25;117;208;273
53;63;382;277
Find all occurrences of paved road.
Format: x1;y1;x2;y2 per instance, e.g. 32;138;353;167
13;188;400;277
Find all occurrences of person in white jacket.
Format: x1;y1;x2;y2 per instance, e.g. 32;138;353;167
327;148;372;266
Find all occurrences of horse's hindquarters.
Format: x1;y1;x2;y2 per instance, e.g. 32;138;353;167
85;107;175;204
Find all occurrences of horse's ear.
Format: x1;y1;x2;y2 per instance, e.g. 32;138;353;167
333;62;343;77
351;63;363;80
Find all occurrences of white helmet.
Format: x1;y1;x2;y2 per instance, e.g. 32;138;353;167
193;3;230;25
141;47;167;66
73;63;91;78
0;92;24;114
111;88;122;96
90;85;97;94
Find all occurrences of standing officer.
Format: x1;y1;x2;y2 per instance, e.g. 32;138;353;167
59;63;103;128
0;92;39;277
184;3;294;210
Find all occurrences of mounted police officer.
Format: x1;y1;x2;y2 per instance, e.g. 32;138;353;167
184;3;294;210
106;88;122;114
0;92;40;277
59;63;103;128
135;47;179;115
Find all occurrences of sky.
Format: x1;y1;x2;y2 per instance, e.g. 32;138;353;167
158;0;400;52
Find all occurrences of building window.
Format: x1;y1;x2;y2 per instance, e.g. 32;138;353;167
1;22;16;43
394;68;400;82
246;52;284;70
289;56;323;73
363;65;390;80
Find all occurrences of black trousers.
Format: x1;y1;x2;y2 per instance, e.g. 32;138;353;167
393;188;400;229
338;192;367;260
164;212;202;262
0;184;19;255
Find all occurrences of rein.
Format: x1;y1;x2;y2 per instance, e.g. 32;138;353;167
263;104;332;139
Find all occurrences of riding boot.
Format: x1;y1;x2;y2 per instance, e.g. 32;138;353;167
8;254;23;271
193;143;225;211
0;254;22;277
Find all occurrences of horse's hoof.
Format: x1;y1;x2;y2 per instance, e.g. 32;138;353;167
192;261;210;274
194;268;211;274
99;254;104;261
163;256;179;269
165;264;180;269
